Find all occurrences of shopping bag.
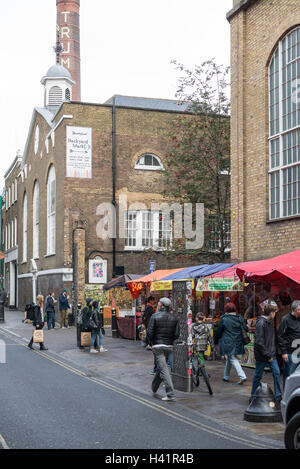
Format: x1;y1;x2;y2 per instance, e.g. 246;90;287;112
81;332;91;347
33;329;44;343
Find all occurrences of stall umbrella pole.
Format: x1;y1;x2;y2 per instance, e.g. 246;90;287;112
134;299;137;342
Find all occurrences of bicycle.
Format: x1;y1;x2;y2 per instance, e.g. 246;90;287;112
191;349;213;395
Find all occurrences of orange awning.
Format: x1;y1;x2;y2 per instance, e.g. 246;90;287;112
127;268;185;299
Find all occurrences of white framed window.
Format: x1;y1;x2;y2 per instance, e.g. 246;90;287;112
11;220;14;248
7;223;10;250
124;211;172;250
269;27;300;220
134;153;164;171
47;166;56;255
33;182;39;259
5;225;7;251
209;216;231;252
23;193;27;262
8;187;11;208
14;178;18;202
14;217;17;246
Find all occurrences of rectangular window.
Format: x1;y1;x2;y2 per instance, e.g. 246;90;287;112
124;211;172;250
209;216;231;252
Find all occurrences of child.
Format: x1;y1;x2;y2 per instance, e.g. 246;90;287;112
192;313;212;363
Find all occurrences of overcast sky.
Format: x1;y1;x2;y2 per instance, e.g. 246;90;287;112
0;0;232;186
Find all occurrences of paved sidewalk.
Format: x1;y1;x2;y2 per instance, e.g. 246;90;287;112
0;309;285;447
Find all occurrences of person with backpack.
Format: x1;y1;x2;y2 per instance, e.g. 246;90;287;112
45;291;57;330
214;304;248;385
89;301;108;353
27;295;48;351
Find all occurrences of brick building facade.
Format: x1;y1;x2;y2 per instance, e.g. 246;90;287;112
228;0;300;262
4;70;194;311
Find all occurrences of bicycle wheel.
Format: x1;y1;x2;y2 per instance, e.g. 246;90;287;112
192;361;200;387
200;365;213;395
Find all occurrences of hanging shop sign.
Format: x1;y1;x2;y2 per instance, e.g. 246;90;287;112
151;279;194;292
196;277;244;292
66;126;92;178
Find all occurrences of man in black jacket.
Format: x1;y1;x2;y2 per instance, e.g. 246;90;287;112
250;304;282;402
278;300;300;387
147;297;179;401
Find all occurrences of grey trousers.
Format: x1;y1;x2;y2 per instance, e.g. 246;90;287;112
152;347;175;398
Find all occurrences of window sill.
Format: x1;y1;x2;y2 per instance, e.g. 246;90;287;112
267;214;300;224
44;253;56;258
134;166;164;171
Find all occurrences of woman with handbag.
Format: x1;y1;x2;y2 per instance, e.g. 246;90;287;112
214;304;248;385
28;295;48;351
91;301;107;353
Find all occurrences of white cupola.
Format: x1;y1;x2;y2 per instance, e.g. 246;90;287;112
41;64;75;113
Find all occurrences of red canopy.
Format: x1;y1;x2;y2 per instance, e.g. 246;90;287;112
235;249;300;291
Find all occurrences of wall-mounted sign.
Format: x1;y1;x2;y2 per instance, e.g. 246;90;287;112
89;257;107;284
66;126;92;178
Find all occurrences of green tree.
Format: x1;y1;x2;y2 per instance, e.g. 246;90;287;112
163;59;231;261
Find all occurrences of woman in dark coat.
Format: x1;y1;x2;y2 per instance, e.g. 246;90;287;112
28;295;48;351
214;304;248;384
90;300;107;353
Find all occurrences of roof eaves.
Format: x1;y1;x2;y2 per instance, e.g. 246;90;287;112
226;0;259;22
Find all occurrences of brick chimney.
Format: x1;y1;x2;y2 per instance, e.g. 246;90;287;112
56;0;81;101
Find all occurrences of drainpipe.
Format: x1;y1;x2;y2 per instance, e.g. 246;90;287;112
112;97;117;277
0;195;3;290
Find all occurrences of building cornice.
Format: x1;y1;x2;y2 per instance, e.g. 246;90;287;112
227;0;259;22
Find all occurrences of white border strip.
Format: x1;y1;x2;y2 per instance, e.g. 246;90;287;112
0;434;9;449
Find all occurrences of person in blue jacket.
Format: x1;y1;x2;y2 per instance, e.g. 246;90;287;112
59;289;70;328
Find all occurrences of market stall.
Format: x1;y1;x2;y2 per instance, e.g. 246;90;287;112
103;274;144;339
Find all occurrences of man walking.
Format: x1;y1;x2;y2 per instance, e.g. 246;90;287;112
250;304;282;403
278;300;300;387
147;297;179;401
59;289;70;329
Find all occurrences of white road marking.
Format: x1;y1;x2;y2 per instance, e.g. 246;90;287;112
0;434;9;449
0;328;20;338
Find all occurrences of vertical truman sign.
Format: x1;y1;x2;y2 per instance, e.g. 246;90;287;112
56;0;81;101
66;126;92;178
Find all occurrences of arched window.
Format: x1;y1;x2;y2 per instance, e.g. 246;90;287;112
134;153;164;171
23;193;27;262
269;26;300;220
33;182;39;259
48;86;63;107
47;166;56;255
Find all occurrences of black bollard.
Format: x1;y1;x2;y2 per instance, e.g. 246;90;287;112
76;304;83;348
244;382;282;422
0;302;4;322
111;307;119;338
